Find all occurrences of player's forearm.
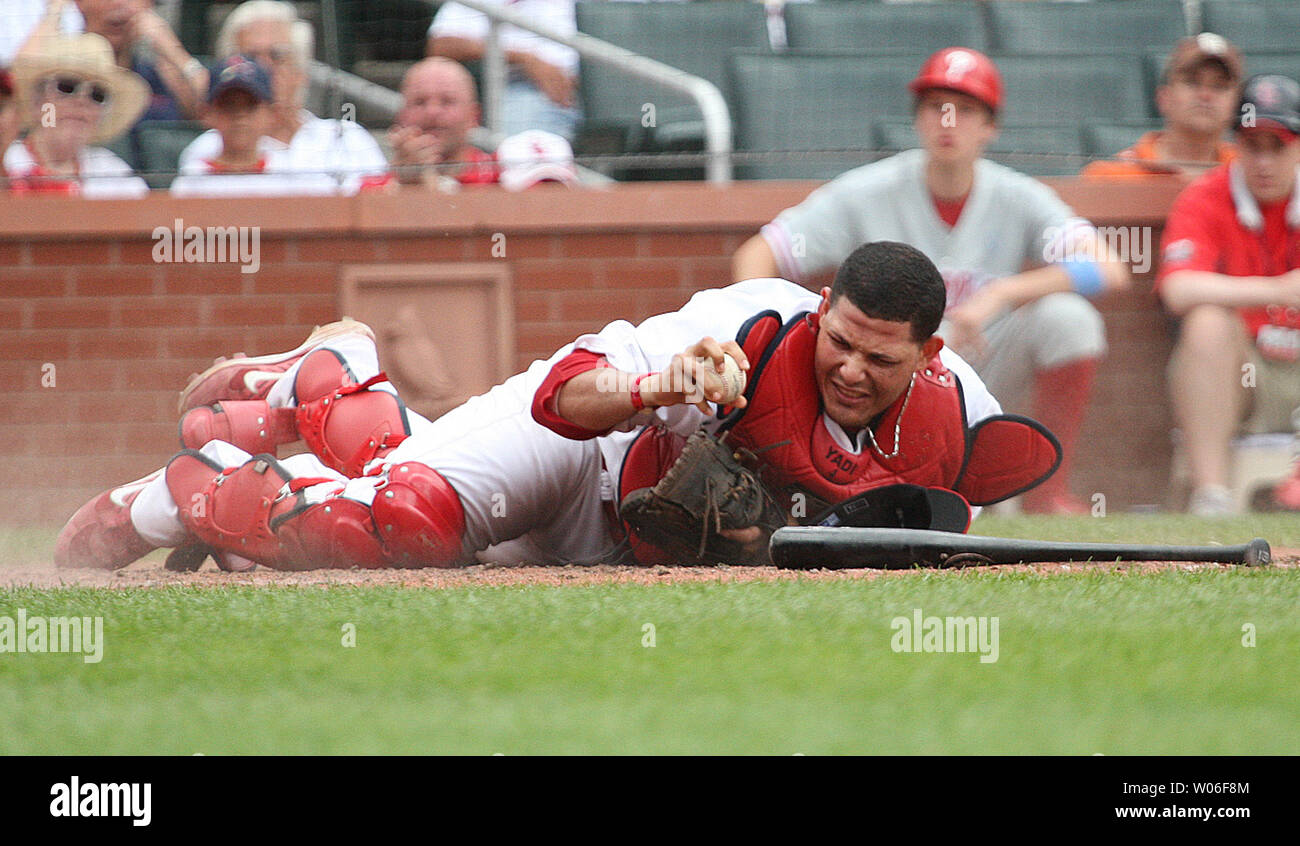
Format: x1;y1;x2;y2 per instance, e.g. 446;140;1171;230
993;255;1131;310
428;35;483;62
1160;270;1293;316
732;233;782;283
554;368;647;432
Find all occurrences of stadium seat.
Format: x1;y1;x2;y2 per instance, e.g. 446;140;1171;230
574;0;771;166
783;3;988;53
1239;53;1300;85
877;121;1087;178
134;121;207;190
729;52;926;180
1201;1;1300;55
1084;123;1165;159
985;0;1187;56
993;55;1152;125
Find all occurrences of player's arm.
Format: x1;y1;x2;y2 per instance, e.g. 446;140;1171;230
945;228;1130;351
732;233;782;282
1160;268;1300;315
553;337;750;434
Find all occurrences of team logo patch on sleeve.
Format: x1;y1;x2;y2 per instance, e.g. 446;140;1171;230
1163;238;1195;264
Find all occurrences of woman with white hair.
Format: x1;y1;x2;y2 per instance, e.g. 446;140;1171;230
5;31;149;197
177;0;388;194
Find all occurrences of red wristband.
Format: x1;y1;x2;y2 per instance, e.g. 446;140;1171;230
630;373;653;411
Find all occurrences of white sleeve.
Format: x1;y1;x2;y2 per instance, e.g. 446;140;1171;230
428;2;488;40
939;346;1002;425
572;278;819;375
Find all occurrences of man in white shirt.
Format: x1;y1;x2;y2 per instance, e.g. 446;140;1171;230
177;0;387;193
427;0;581;141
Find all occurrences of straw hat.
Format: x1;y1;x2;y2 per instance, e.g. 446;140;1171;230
12;33;149;144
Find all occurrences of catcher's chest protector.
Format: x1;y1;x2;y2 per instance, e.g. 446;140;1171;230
723;311;968;504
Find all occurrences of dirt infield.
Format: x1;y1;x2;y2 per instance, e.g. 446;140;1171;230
3;550;1295;590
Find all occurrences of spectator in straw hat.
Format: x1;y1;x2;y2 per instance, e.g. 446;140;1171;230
5;32;149;197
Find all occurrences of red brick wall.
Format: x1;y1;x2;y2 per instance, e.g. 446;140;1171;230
0;180;1184;526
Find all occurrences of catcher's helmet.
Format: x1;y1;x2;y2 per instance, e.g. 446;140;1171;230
1237;74;1300;136
909;47;1003;114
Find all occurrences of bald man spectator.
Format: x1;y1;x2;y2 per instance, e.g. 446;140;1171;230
388;57;497;187
1082;33;1242;180
178;0;387;193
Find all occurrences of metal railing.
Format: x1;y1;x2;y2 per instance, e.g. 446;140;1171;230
434;0;733;184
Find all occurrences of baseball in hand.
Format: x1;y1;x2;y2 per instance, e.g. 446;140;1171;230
698;353;747;404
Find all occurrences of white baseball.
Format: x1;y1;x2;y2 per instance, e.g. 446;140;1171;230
698;353;746;404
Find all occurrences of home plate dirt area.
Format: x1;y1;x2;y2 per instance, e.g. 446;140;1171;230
2;552;1296;589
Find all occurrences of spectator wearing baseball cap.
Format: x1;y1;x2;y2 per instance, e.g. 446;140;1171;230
177;0;389;194
733;47;1132;514
1083;33;1242;180
1157;74;1300;514
169;55;333;196
4;31;149;197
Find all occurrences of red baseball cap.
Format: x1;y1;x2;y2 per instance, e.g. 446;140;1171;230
909;47;1003;114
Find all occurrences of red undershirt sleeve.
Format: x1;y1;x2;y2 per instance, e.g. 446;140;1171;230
530;349;618;440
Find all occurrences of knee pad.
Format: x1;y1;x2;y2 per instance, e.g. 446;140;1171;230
166;449;390;571
293;348;410;477
179;400;297;454
371;462;466;567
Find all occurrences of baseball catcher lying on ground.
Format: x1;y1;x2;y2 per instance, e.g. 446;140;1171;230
55;241;1061;571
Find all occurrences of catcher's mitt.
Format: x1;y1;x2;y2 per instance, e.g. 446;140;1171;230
619;431;787;565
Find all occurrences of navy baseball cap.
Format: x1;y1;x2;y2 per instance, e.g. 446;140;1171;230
208;55;273;104
1237;74;1300;138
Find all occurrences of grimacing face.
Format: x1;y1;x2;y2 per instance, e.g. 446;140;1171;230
813;288;943;435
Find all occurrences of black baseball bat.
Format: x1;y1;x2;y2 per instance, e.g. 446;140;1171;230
769;527;1272;570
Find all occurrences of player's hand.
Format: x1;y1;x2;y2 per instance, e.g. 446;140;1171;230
516;54;576;107
642;337;750;414
945;288;1008;360
1274;269;1300;308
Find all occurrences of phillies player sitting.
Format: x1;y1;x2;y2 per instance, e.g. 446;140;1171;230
733;47;1132;514
54;242;1060;571
1158;75;1300;515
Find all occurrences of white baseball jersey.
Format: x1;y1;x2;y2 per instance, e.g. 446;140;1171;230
169;150;342;197
762;148;1095;309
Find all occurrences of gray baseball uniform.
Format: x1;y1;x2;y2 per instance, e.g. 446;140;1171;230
760;148;1106;404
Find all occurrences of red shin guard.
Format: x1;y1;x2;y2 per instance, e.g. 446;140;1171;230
179;400;298;453
292;348;409;477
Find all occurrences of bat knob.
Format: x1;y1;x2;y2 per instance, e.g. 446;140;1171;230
1245;538;1271;567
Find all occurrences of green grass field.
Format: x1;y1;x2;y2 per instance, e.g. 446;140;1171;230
2;515;1298;755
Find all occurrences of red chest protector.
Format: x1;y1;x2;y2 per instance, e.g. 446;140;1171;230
721;311;967;506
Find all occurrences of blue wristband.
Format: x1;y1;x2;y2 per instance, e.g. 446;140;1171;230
1063;258;1104;298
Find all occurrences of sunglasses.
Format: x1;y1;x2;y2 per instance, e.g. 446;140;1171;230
41;76;111;105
